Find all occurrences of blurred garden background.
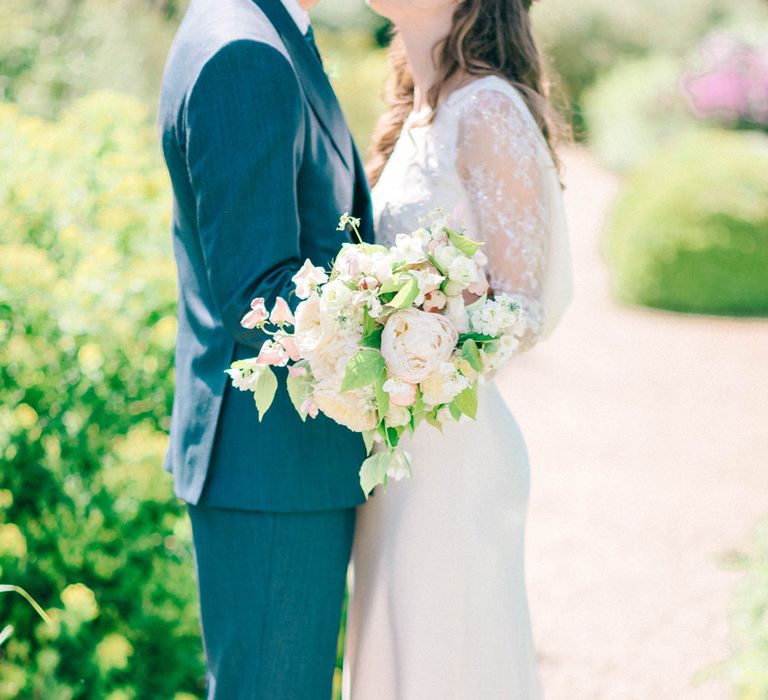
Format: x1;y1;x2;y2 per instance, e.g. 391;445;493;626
1;0;767;698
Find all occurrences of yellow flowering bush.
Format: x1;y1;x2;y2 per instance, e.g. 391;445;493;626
0;93;205;698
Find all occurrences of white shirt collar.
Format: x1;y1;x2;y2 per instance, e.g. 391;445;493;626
281;0;310;34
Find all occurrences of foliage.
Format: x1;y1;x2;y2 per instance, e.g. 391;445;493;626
317;30;389;154
0;94;205;698
531;0;768;130
0;0;181;118
603;129;768;315
311;0;389;44
582;55;695;171
724;519;768;698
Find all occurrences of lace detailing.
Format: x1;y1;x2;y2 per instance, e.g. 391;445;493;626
455;87;550;348
373;77;556;351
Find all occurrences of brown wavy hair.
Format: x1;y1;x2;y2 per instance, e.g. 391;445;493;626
367;0;568;186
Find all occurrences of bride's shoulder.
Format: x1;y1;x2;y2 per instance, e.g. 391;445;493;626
443;76;537;131
442;76;541;142
444;76;523;111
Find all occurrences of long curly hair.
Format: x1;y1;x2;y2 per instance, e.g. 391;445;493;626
366;0;568;186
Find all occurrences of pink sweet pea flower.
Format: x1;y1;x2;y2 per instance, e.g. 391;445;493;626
270;297;295;326
256;340;290;367
276;333;301;362
241;298;269;329
301;397;319;419
468;275;490;297
292;260;329;299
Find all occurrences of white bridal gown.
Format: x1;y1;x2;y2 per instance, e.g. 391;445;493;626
343;76;573;699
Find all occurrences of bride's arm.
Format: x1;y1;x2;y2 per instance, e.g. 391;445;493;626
455;88;551;353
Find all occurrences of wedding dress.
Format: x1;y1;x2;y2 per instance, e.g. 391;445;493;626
343;76;573;699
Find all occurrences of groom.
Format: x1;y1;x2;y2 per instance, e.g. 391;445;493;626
158;0;373;696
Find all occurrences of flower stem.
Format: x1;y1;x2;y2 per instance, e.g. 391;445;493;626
348;219;364;245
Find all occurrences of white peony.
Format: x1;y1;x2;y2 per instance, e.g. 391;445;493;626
380;308;458;383
419;361;470;406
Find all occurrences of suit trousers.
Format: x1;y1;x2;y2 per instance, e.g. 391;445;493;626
188;503;356;699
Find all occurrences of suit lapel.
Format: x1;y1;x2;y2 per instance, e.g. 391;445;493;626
252;0;354;170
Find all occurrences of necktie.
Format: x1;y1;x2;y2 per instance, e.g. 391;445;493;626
304;24;323;65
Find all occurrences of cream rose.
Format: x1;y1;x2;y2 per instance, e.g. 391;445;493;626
313;385;378;432
380;308;458;383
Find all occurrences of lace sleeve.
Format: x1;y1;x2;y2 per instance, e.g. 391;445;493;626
455;87;551;351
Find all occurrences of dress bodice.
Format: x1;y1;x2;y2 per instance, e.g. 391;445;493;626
372;75;573;345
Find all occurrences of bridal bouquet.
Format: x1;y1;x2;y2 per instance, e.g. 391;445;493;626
226;212;527;495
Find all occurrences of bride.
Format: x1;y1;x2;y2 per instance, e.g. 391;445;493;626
343;0;573;697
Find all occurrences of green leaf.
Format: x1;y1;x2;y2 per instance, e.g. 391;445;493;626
286;369;312;421
413;386;426;415
428;253;447;275
360;326;384;349
362;307;377;336
454;381;479;419
374;371;390;416
425;411;444;431
457;332;496;344
253;366;278;422
341;349;385;392
386;426;401;447
461;339;483;372
359;451;392;497
362;430;376;456
446;228;483;257
379;274;405;294
448;401;462;422
385;277;419;310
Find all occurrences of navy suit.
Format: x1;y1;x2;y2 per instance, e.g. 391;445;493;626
158;0;373;695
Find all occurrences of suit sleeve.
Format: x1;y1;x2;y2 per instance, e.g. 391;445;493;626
185;40;304;349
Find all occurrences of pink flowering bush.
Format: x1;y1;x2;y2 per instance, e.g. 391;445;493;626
682;30;768;131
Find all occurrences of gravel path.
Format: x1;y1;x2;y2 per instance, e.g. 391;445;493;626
497;147;768;700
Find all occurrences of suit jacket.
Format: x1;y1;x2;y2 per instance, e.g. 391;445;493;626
158;0;374;511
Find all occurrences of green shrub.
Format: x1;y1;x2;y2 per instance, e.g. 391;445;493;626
582;55;695;171
0;93;205;699
531;0;768;128
603;129;768;315
725;519;768;698
0;0;181;118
